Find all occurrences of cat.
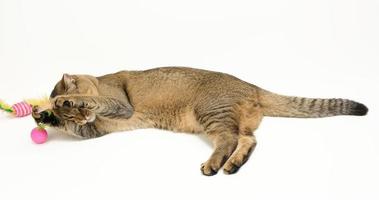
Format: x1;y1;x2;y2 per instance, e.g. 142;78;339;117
32;67;368;176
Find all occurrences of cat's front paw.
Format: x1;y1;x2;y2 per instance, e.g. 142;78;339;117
32;106;43;123
52;96;96;125
53;96;76;109
53;96;94;110
32;106;60;126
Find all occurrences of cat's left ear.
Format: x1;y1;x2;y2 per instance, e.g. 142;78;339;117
62;74;76;90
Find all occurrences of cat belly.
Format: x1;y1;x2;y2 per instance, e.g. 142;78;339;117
152;109;204;134
173;109;204;134
97;113;154;133
97;109;204;134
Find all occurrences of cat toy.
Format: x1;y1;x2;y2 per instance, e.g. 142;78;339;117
0;98;50;144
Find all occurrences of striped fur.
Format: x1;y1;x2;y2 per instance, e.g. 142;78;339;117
258;89;368;118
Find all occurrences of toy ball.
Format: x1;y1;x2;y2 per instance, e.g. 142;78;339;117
31;127;48;144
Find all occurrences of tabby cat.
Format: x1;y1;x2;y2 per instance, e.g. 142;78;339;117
32;67;368;176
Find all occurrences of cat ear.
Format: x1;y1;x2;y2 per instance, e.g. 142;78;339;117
62;74;76;89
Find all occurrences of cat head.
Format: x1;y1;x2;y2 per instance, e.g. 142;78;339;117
50;74;99;98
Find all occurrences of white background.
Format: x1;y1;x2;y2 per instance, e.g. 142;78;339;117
0;0;378;199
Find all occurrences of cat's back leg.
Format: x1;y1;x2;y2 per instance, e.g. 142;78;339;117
223;100;263;174
195;104;240;176
194;97;263;175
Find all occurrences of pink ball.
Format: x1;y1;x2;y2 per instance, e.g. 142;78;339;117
31;127;48;144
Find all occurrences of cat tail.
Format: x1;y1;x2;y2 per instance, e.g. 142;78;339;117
257;89;368;118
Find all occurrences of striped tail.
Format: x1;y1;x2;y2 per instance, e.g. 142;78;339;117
258;89;368;118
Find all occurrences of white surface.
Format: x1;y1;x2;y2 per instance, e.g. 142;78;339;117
0;0;378;199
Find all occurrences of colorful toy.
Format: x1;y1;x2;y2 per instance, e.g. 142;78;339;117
31;127;48;144
0;97;51;144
